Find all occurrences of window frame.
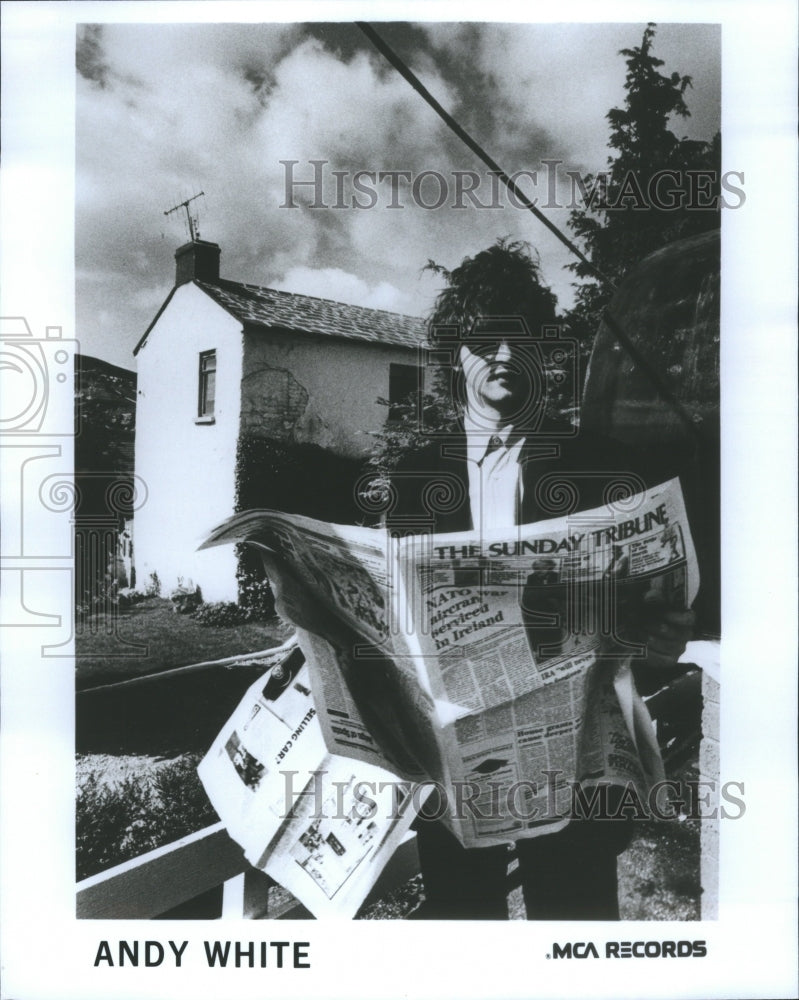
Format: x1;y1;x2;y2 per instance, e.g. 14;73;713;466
197;349;217;421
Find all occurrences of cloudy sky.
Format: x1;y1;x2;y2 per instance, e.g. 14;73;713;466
76;20;720;369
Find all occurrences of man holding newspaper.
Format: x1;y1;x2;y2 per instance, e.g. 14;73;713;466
200;242;696;920
379;242;695;919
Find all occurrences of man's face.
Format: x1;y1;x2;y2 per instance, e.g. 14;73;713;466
458;337;539;425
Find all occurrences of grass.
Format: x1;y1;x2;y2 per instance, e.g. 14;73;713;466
76;597;292;688
75;599;702;919
618;759;702;920
356;812;701;920
76;753;217;881
75;598;292;882
618;817;700;920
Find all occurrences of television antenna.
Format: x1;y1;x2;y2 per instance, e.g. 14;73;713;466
163;191;205;242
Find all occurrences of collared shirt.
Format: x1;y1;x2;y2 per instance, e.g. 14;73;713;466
463;413;525;535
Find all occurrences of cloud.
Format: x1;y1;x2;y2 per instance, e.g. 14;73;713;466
75;21;721;369
420;22;720;171
273;266;414;314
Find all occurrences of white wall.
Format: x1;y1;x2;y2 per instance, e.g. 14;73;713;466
241;329;421;457
133;284;242;602
134;289;423;601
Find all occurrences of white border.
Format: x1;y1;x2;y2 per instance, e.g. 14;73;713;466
1;3;796;999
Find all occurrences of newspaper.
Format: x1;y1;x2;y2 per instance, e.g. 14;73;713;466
200;477;698;896
197;646;425;919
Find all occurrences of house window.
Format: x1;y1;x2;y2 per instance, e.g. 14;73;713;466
388;363;420;421
198;350;216;418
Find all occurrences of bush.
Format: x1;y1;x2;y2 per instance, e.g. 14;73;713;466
191;570;276;626
191;601;251;627
76;574;119;617
170;584;203;615
236;563;275;620
76;754;217;881
235;434;364;522
76;770;159;880
117;588;148;611
150;758;217;832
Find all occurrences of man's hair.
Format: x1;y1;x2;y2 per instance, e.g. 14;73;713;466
423;239;559;426
425;238;558;341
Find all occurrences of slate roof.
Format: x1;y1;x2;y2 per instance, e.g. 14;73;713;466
134;276;427;356
200;278;426;349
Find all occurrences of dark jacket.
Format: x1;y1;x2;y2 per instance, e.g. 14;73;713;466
386;428;651;534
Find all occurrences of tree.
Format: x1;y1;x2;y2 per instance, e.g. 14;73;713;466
566;23;721;341
73;356;137;607
74;356;136;472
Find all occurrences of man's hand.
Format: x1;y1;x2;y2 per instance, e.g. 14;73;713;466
638;590;695;672
600;587;695;678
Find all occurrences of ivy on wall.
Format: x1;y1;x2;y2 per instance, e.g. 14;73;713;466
233;432;369;601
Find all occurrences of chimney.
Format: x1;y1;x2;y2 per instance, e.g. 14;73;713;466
175;240;221;286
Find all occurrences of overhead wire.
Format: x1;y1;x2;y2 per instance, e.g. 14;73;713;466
355;21;704;443
355;21;612;289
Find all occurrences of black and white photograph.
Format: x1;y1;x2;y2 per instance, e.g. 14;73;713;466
0;2;796;999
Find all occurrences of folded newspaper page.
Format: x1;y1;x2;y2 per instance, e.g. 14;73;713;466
200;477;698;865
198;647;425;919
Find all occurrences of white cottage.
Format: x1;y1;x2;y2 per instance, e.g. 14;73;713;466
133;240;426;601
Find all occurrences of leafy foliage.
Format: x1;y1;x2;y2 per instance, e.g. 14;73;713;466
76;755;217;880
75;574;119;619
75;366;136;474
191;600;252;627
365;384;458;476
566;23;721;340
236;562;276;618
234;432;369;596
117;589;149;610
190;568;275;626
234;433;364;522
74;357;138;606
